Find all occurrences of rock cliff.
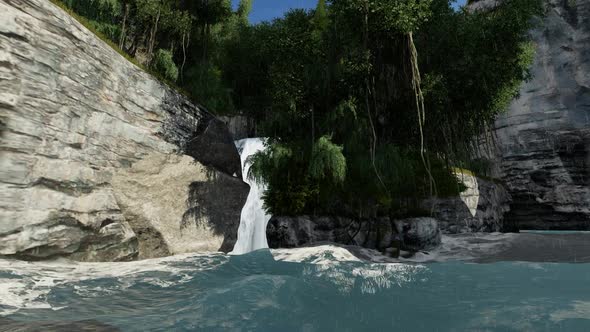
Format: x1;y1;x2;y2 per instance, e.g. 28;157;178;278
267;216;441;253
492;0;590;230
422;172;512;233
0;0;248;261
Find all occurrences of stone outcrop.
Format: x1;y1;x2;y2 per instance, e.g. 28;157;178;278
0;0;248;261
267;216;441;253
393;218;441;252
422;171;512;233
219;115;256;140
490;0;590;230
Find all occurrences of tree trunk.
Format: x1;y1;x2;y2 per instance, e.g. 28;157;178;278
148;8;161;63
181;33;187;83
202;23;210;62
119;3;130;50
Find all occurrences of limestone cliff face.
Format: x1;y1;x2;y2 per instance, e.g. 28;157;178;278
492;0;590;230
0;0;248;261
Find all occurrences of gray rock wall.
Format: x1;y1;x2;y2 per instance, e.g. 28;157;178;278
422;172;512;233
219;115;256;140
0;0;248;261
267;216;441;253
492;0;590;230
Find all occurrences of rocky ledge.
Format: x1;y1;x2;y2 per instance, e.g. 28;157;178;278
267;216;442;254
0;0;248;261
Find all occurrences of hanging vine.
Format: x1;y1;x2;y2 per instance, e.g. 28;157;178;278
407;32;437;199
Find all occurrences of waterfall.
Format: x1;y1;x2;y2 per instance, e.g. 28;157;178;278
230;138;271;255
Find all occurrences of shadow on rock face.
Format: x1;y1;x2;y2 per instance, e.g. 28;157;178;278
160;90;242;178
0;318;119;332
185;119;243;178
181;168;249;253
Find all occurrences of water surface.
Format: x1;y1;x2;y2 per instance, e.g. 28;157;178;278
1;246;589;331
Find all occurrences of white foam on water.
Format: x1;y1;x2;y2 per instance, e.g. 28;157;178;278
0;253;227;316
271;245;362;264
550;301;590;322
270;233;517;265
230;138;272;255
271;245;427;294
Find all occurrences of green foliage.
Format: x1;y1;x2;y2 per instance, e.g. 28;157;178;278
184;65;234;114
53;0;542;218
237;0;253;23
248;142;318;215
416;0;543;159
330;0;432;34
235;0;542;217
153;49;178;82
309;136;346;183
52;0;243;115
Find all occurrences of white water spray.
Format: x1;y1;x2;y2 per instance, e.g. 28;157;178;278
230;138;271;255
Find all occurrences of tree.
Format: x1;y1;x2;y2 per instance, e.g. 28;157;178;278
237;0;252;24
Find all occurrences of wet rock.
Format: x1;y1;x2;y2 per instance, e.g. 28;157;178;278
393;218;442;252
0;0;246;261
267;216;441;253
219;115;257;140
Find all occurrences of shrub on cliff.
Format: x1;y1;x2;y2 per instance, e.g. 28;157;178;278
152;49;179;82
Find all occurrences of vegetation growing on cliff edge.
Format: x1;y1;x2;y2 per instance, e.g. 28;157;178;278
52;0;248;114
54;0;543;218
242;0;542;217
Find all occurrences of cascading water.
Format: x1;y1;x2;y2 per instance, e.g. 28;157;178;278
230;138;272;255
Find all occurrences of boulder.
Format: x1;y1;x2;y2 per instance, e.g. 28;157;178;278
393;218;441;252
0;0;247;261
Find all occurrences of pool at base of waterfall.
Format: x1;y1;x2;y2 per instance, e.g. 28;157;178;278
1;245;589;332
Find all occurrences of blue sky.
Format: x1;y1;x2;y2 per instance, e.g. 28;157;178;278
232;0;468;24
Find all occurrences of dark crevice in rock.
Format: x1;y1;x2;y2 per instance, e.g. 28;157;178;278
100;218;116;228
0;60;13;68
557;141;589;185
67;142;83;149
504;194;590;231
30;177;99;196
561;0;579;27
0;31;29;42
0;117;5;138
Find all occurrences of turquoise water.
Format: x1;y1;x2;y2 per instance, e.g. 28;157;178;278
521;230;590;234
1;249;590;331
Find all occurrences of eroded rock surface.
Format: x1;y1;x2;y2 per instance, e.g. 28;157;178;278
491;0;590;230
267;216;441;253
0;0;247;261
422;172;512;233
